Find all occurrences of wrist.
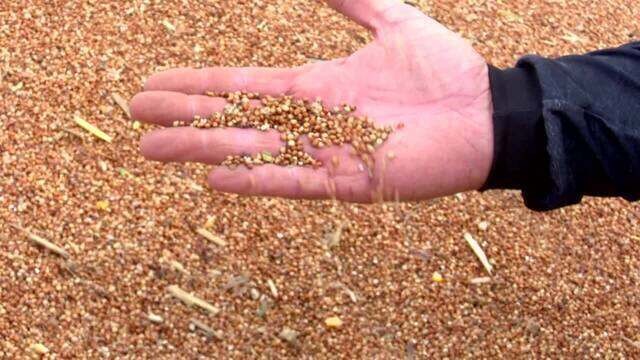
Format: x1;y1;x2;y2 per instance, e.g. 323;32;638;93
460;64;497;193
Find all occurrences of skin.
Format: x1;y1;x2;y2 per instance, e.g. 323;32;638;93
130;0;494;203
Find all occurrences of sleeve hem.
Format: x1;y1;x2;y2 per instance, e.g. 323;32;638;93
481;65;548;191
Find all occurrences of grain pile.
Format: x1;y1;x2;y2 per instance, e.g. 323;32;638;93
1;0;640;358
179;92;392;168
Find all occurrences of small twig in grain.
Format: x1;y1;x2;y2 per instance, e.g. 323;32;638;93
73;115;113;143
324;222;343;249
470;277;491;285
162;19;176;32
169;260;190;276
464;232;493;274
189;318;223;340
328;281;358;303
10;224;69;258
168;285;219;314
111;93;130;118
223;274;250;296
257;297;270;318
622;335;640;349
81;279;111;299
279;327;300;346
196;228;227;247
60;260;81;277
267;279;278;298
147;312;164;324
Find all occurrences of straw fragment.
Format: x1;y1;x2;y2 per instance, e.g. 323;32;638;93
73;115;113;143
189;318;223;340
111;93;130;118
464;232;493;274
10;224;69;259
196;228;227;247
267;279;278;298
167;285;219;314
470;277;492;285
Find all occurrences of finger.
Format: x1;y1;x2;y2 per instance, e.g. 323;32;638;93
140;127;282;164
324;0;408;31
130;91;223;126
130;91;260;127
144;66;300;95
208;165;371;202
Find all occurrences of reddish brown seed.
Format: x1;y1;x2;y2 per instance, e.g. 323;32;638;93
183;92;393;169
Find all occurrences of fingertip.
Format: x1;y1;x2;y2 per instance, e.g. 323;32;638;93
139;130;163;160
143;73;161;91
129;92;147;121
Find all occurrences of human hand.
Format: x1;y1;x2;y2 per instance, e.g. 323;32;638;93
130;0;494;202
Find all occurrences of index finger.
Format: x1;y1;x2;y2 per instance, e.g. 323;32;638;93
144;66;300;95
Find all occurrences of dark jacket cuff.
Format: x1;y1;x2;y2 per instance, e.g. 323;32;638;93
481;65;549;193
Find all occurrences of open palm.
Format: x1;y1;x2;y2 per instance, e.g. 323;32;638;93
131;0;494;202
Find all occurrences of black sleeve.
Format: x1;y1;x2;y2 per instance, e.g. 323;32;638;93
482;41;640;211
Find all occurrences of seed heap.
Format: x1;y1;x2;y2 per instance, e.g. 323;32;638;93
3;0;640;358
173;92;393;169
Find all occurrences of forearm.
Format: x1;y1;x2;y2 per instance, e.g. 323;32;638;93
483;41;640;211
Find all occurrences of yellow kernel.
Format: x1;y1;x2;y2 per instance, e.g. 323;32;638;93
324;316;343;328
28;343;49;355
432;272;444;283
96;200;110;211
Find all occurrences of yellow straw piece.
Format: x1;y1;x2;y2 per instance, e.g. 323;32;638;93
196;228;227;247
464;232;493;274
167;285;219;314
162;20;176;32
74;115;113;143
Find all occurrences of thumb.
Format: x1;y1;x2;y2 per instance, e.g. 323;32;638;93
323;0;418;32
